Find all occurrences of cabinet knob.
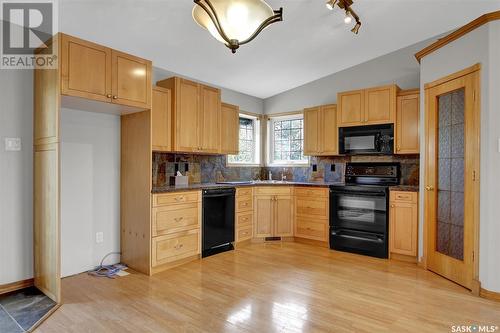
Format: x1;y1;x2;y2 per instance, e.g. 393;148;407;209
106;94;112;98
391;204;395;208
112;95;118;99
425;186;434;191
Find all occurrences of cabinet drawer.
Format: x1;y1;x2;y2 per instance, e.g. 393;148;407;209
254;187;292;196
390;191;417;203
236;196;253;212
236;212;253;228
236;187;253;197
236;226;253;242
152;203;199;236
295;198;328;218
294;187;328;198
153;191;200;207
295;218;328;241
152;229;200;267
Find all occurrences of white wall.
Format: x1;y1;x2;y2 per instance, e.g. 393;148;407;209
420;22;500;292
61;109;121;277
0;70;34;285
263;39;433;114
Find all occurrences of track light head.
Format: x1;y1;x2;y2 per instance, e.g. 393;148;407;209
351;21;361;34
326;0;338;10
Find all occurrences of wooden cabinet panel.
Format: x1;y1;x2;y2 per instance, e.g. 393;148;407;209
236;212;253;228
153;191;200;207
274;196;293;237
294;187;328;198
111;50;152;109
396;92;420;154
338;89;364;127
304;107;320;155
295;198;328;217
236;196;253;212
365;85;396;124
254;187;292;196
236;226;253;242
61;34;112;102
389;191;418;257
151;86;172;151
152;229;200;267
152;203;199;236
236;187;253;197
254;196;273;238
295;218;328;242
199;85;221;153
176;79;200;152
221;103;239;155
320;104;338;155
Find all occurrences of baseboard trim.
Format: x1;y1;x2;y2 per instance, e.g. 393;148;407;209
0;278;34;295
480;288;500;302
294;237;329;248
390;253;417;264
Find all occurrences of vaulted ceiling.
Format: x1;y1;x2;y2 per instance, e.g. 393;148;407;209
60;0;500;98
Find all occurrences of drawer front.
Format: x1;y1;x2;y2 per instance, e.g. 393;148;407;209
236;226;253;242
254;186;292;196
295;198;328;218
294;187;328;198
236;212;253;228
236;187;253;197
295;218;328;241
390;191;417;203
152;229;200;267
152;203;199;236
236;196;253;212
153;191;200;207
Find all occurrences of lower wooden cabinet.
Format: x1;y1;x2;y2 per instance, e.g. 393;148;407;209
294;187;329;242
152;229;200;267
235;187;254;243
389;191;419;259
254;187;293;238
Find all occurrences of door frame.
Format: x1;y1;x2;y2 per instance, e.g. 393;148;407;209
422;63;481;293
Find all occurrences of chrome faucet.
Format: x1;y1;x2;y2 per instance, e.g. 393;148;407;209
281;168;287;181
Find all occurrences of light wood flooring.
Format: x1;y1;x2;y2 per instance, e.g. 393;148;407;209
36;242;500;332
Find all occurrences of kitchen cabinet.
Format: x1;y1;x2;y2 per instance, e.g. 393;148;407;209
389;191;418;259
304;104;338;156
338;84;399;127
221;103;240;155
157;77;221;154
254;187;293;238
235;187;253;243
396;90;420;154
294;187;329;242
61;34;151;109
151;86;172;151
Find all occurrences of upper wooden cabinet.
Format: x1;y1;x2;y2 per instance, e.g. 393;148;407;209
157;77;222;154
60;34;152;109
396;90;420;154
151;86;172;152
338;84;399;127
304;104;338;156
220;103;239;155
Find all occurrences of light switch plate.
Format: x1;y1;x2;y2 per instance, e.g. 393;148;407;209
96;232;104;244
4;138;21;151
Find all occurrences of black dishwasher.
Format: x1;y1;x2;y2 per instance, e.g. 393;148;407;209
202;188;235;258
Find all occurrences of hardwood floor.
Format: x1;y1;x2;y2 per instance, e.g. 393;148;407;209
36;242;500;333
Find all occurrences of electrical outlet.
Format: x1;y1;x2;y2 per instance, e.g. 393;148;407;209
96;232;104;244
4;138;21;151
330;164;336;172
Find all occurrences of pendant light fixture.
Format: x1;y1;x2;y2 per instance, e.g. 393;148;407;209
325;0;361;34
193;0;283;54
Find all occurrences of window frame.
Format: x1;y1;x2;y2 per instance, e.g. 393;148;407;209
267;113;309;167
226;114;261;167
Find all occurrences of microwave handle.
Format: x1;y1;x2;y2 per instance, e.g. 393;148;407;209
374;133;381;151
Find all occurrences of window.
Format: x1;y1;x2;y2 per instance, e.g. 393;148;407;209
268;114;308;166
228;115;261;166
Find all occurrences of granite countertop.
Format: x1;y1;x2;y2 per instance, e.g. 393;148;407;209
389;185;419;192
151;180;345;193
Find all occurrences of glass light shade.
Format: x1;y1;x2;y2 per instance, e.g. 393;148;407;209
193;0;275;44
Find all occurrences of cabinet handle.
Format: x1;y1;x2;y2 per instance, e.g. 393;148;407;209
175;244;184;250
112;95;118;99
425;186;434;191
174;217;184;222
106;94;112;98
175;196;185;202
391;204;395;208
397;145;401;151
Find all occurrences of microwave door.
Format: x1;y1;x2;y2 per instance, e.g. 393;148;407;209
345;135;376;154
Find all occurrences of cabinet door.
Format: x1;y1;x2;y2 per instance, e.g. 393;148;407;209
111;50;152;109
365;85;396;125
320;104;338;155
303;107;320;155
338;89;364;127
61;34;112;102
396;93;420;154
175;79;200;152
274;196;293;237
199;84;221;153
254;195;273;238
220;103;239;154
151;87;172;151
389;202;418;256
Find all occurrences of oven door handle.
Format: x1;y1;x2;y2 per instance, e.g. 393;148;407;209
331;231;384;243
329;190;386;197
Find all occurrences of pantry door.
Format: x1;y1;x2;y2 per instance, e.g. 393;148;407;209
424;65;480;290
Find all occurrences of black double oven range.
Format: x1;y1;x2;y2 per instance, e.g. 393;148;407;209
329;162;400;259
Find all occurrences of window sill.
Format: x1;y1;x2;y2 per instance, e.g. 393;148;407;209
226;163;262;168
266;163;310;168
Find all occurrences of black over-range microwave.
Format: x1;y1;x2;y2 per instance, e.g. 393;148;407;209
338;124;394;155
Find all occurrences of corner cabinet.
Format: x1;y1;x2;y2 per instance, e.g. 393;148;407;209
220;103;240;155
60;33;151;109
396;90;420;154
338;84;399;127
254;187;293;238
389;191;418;259
156;77;221;154
304;104;338;156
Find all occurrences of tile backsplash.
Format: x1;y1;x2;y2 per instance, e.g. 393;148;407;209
152;153;419;188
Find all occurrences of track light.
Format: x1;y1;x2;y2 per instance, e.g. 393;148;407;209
326;0;362;35
326;0;337;10
344;12;352;24
351;21;361;34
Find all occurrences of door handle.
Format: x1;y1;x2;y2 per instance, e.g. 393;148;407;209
425;186;434;191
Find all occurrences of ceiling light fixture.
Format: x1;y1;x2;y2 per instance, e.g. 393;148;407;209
327;0;362;35
192;0;283;54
